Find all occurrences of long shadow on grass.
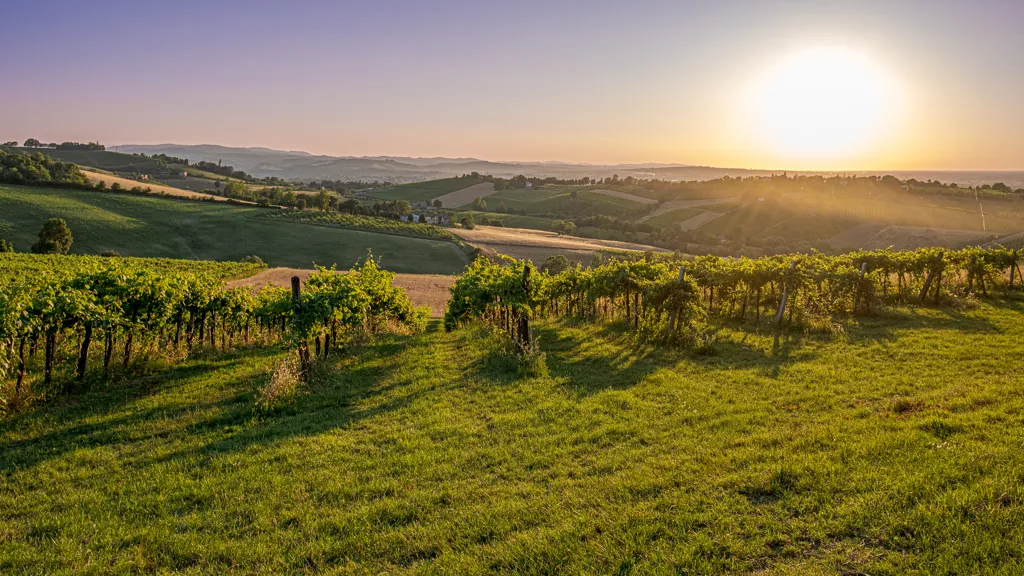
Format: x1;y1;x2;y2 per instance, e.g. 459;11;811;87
841;302;1006;348
151;337;410;465
531;319;817;397
0;349;278;473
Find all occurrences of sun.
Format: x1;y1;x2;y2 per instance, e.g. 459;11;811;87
752;46;897;160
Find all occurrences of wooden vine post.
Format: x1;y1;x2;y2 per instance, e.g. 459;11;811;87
517;265;532;350
775;259;797;325
292;276;310;378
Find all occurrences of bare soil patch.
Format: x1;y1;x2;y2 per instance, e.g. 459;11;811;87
432;182;496;209
227;268;455;318
453;226;667;254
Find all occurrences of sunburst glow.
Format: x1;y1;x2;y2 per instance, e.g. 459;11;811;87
752;46;897;159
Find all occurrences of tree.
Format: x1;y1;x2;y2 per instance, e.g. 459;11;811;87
461;214;475;229
224;181;250;199
472;196;487;211
316;189;331;211
31;218;73;254
23;138;41;148
541;255;571;275
2;141;17;147
570;190;578;199
296;198;307;210
497;201;507;213
0;238;13;253
433;199;443;208
551;220;576;235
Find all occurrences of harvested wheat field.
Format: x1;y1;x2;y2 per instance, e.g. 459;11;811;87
453;225;668;264
79;169;241;202
227;267;455;317
431;182;496;209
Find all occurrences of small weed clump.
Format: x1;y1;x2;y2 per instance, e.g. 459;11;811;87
255;354;302;412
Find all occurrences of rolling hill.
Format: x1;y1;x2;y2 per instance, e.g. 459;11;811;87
0;184;469;273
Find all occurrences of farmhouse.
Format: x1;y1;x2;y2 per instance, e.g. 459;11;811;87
401;212;451;225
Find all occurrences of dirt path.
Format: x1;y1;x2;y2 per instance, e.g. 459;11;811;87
638;197;740;222
227;268;455;318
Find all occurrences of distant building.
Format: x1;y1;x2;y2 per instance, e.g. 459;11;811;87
403;212;451;225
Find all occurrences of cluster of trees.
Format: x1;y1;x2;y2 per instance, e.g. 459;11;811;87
12;139;104;150
0;150;90;188
551;220;577;235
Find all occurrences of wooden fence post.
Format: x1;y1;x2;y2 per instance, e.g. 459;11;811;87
775;259;797;325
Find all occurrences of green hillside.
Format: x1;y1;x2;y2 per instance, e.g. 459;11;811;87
11;148;238;188
370;176;485;202
0;184;469;273
2;304;1023;573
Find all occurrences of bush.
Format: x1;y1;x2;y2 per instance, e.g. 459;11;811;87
241;255;265;266
0;239;13;253
100;250;120;257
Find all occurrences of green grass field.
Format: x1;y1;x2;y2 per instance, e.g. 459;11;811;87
370;177;485;203
2;302;1023;573
485;188;652;220
454;210;555;231
643;207;707;228
0;184;469;274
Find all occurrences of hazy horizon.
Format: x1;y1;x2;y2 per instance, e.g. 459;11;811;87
3;0;1023;171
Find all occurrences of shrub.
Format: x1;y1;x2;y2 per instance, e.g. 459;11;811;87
241;255;265;266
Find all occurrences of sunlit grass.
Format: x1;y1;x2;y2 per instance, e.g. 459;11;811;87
1;303;1023;573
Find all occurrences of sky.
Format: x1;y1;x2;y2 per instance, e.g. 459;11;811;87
1;0;1022;171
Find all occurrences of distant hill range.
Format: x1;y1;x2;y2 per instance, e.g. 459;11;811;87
115;144;1024;187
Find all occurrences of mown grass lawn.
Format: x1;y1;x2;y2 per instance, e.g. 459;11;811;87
0;184;469;274
1;303;1023;574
